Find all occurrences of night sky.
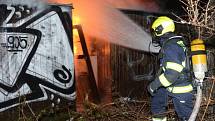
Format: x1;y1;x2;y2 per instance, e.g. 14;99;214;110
156;0;186;15
157;0;213;15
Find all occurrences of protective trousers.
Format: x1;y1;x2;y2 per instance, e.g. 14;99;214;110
151;88;193;121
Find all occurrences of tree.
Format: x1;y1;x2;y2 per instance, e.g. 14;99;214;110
174;0;215;40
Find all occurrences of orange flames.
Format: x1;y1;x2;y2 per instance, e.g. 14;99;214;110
73;15;80;25
73;14;80;35
50;0;81;55
73;14;81;55
47;0;160;53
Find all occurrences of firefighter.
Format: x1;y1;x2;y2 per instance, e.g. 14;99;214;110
147;16;193;121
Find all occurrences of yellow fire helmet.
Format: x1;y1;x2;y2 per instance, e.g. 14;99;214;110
151;16;175;36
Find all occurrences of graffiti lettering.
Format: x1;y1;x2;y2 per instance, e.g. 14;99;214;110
0;5;75;112
3;6;15;25
7;36;28;51
54;65;72;84
0;4;32;26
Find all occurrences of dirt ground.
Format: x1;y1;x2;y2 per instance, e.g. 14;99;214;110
66;96;215;121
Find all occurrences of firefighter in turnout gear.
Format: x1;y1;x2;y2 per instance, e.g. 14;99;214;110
147;16;193;121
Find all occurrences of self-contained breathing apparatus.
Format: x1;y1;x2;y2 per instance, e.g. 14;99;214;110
190;39;208;83
151;17;208;85
152;36;208;87
151;16;208;83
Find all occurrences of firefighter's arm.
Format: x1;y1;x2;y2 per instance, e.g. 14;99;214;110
148;43;184;95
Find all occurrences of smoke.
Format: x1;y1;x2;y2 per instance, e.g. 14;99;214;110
106;0;159;12
0;0;47;9
42;0;161;52
73;0;160;52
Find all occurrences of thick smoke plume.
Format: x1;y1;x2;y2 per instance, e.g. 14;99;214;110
106;0;159;12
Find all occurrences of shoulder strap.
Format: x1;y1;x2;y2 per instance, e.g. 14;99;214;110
160;35;185;53
162;36;183;47
168;35;184;40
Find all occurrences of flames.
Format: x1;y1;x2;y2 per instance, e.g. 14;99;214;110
47;0;160;53
73;14;80;25
73;14;80;36
46;0;81;55
73;14;81;55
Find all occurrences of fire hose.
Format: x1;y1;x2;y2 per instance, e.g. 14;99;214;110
188;83;202;121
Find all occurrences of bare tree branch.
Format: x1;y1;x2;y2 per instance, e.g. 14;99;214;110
173;0;215;39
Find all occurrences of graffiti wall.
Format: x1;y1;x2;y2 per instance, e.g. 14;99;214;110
0;4;75;112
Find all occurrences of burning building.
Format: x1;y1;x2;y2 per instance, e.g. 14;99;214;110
0;0;215;120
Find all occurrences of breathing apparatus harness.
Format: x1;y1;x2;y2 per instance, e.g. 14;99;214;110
151;16;207;89
157;35;192;82
155;34;208;89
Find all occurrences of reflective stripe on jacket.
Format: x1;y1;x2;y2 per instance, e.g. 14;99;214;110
157;36;193;93
152;117;167;121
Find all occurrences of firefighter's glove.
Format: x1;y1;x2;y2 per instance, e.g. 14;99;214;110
147;80;161;96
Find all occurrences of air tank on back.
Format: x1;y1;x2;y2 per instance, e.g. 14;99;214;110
191;38;207;81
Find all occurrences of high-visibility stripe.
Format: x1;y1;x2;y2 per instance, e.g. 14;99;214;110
182;61;186;67
177;41;184;46
176;41;187;67
177;40;186;51
159;74;172;87
152;117;167;121
167;84;193;93
162;67;166;71
166;62;184;72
